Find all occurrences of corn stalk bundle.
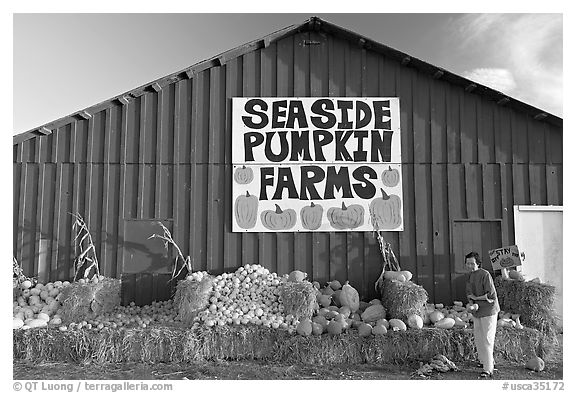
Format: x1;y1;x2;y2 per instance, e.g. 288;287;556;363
148;222;191;282
371;218;401;294
71;213;100;281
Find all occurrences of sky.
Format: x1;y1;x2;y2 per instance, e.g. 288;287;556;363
12;12;563;135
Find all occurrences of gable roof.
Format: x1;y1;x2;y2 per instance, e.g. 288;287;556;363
13;16;562;145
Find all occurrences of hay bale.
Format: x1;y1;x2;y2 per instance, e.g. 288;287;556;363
173;276;214;325
380;278;428;320
279;281;318;320
58;278;121;323
494;276;559;335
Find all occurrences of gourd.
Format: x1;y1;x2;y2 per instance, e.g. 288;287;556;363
327;320;344;335
317;294;331;308
338;282;360;312
300;202;324;230
288;270;307;282
375;319;389;329
327;202;365;230
429;310;445;324
369;189;403;230
358;323;373;337
361;304;386;323
296;318;313;336
25;319;48;328
434;317;455;329
526;356;545;372
509;270;525;281
338;306;352;318
328;280;342;291
372;324;388;335
234;191;259;229
261;204;297;230
13;318;24;329
389;319;407;331
233;165;254;184
399;271;413;281
407;314;424;329
381;166;401;188
331;290;342;307
312;315;329;329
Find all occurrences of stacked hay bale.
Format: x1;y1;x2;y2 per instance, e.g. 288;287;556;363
173;274;214;325
58;276;121;324
378;271;428;320
494;276;558;335
279;281;319;320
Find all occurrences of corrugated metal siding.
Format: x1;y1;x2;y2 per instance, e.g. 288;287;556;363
13;32;563;304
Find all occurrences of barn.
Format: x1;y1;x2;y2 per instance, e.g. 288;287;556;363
13;16;563;307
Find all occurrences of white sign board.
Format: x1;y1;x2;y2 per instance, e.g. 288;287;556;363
489;245;522;270
232;97;403;232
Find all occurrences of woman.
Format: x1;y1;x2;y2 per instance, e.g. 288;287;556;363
465;251;500;378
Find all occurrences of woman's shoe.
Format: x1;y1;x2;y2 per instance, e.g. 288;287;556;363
479;371;493;378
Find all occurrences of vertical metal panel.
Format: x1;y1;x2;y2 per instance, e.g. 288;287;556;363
495;106;513;164
464;164;483;219
413;72;431;163
512;164;530;205
499;164;514;246
276;35;296;276
430;79;447;164
546;165;562;205
477;99;495;163
528;118;546;164
292;32;313;276
259;42;278;275
460;93;478;163
431;164;451;304
511;112;529;163
446;85;461;164
529;164;547;205
414;164;434;295
398;164;417;279
545;123;562;164
482;164;501;219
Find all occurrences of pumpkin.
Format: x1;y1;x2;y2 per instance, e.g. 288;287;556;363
383;271;404;281
434;318;455;329
261;204;297;230
26;319;48;328
375;318;389;329
324;310;339;320
358;323;373;337
359;301;371;312
300;202;324;230
288;270;307;282
338;282;360;312
233;165;254;184
20;280;32;290
361;304;386;323
453;316;467;328
372;324;388;335
407;314;424;329
526;356;545;372
369;299;382;306
327;202;365;230
328;280;342;291
369;188;402;230
453;301;463;307
36;312;50;321
509;270;525;281
321;286;335;296
350;312;362;322
389;319;407;331
312;315;329;329
429;310;445;324
331;290;342;307
338;306;352;318
381;165;400;187
234;191;259;229
311;322;324;335
399;271;413;281
296;318;313;336
327;320;344;335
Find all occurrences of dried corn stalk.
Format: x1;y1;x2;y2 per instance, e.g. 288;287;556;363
148;222;191;282
71;212;100;281
371;215;401;293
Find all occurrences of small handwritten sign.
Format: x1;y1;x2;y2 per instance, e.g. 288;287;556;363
489;245;522;270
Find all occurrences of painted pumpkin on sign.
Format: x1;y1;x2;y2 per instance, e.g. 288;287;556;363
369;188;402;230
261;204;297;230
327;202;365;230
233;165;254;184
381;165;400;187
300;202;323;230
234;191;258;229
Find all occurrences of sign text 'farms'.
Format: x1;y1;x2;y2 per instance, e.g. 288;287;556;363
232;97;403;232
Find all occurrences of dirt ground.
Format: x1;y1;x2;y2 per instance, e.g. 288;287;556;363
13;334;562;381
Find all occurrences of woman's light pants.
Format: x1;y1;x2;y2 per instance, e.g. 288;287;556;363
472;314;498;374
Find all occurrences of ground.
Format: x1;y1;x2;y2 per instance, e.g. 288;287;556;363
13;334;562;380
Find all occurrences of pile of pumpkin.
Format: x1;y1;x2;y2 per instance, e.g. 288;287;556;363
12;279;69;330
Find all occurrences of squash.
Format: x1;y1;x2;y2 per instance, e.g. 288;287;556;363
434;318;455;329
296;319;313;336
359;301;371;312
317;294;331;308
327;306;340;312
321;286;335;296
399;271;413;281
383;271;403;281
453;316;467;328
429;310;445;324
338;306;352;318
311;322;324;335
369;299;382;306
37;312;50;321
324;310;339;320
288;270;307;282
339;282;360;312
358;323;373;337
361;304;386;323
372;324;388;335
300;202;324;231
526;356;545;372
312;315;329;329
375;318;389;329
332;290;342;307
20;280;32;290
389;319;407;331
327;320;344;335
13;318;24;329
26;319;48;328
509;270;525;281
407;314;424;329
